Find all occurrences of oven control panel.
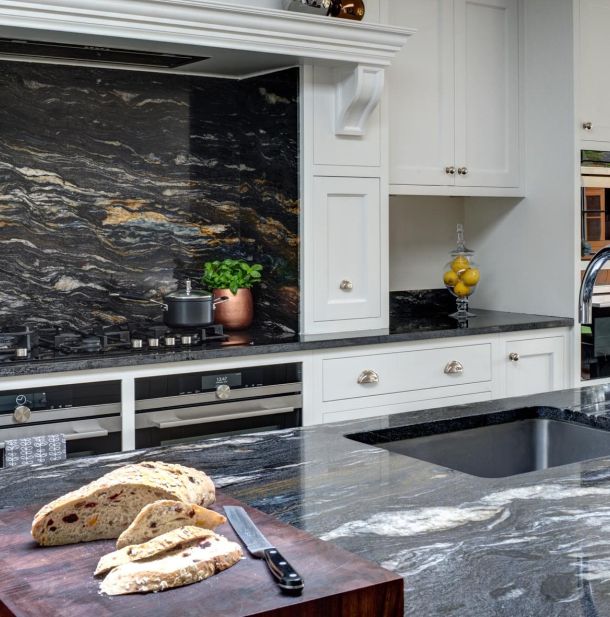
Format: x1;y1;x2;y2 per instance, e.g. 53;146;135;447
135;364;301;399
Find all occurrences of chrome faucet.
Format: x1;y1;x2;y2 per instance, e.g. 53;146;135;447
579;246;610;323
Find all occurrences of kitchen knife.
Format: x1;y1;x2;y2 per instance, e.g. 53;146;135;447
224;505;304;595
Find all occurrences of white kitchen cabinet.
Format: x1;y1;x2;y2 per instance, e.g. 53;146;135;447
502;335;567;398
309;177;383;326
313;65;381;168
388;0;520;193
579;0;610;143
308;329;570;425
321;342;491;401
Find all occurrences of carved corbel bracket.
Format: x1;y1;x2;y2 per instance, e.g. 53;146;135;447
335;65;384;136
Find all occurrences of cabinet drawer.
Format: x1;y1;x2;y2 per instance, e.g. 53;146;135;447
322;344;492;402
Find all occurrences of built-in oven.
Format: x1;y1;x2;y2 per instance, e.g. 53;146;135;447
134;363;302;448
0;381;122;467
582;151;610;379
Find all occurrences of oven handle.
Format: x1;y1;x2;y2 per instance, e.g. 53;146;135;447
149;407;296;430
0;427;109;449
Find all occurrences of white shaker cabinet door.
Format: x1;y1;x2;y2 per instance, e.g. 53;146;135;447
580;0;610;143
454;0;520;188
503;336;566;398
311;177;381;323
388;0;455;186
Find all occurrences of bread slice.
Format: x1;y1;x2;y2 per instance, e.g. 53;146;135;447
31;461;215;546
116;499;226;549
100;533;243;595
95;525;215;576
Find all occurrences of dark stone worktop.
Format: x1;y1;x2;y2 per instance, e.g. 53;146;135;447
3;384;610;616
0;291;572;377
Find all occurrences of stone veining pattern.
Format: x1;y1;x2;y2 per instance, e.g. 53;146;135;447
5;385;610;615
0;62;298;331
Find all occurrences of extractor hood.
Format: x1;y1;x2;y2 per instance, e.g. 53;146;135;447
0;0;413;135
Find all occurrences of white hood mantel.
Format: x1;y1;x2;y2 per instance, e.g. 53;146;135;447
0;0;414;135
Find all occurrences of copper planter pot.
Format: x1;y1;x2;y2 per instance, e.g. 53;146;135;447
213;288;254;330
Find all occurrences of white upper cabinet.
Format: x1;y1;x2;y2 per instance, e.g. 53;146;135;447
388;0;454;187
388;0;521;194
580;0;610;143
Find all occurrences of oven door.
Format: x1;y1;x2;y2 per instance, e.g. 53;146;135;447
134;392;302;448
0;414;122;467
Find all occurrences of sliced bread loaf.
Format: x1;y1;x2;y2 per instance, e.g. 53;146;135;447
100;533;243;595
31;461;215;546
116;499;226;549
95;525;215;576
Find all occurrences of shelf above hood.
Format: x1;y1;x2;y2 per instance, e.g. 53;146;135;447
0;0;413;77
0;0;414;135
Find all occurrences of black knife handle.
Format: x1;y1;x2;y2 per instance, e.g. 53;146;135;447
262;548;304;595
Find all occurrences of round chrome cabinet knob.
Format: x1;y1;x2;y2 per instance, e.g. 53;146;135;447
444;360;464;375
340;280;353;291
216;384;231;400
457;167;469;176
13;405;31;424
445;166;456;175
509;352;520;362
357;369;380;385
583;121;593;130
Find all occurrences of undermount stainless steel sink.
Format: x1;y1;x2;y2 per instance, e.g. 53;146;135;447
346;410;610;478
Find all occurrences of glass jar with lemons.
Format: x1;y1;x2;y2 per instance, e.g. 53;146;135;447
442;224;480;319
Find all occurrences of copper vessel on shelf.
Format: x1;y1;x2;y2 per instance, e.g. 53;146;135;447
213;288;254;331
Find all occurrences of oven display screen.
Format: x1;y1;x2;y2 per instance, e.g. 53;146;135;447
201;373;242;390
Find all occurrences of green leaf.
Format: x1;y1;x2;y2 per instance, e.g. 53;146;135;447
201;258;263;290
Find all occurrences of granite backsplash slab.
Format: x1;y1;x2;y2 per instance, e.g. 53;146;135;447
0;61;299;332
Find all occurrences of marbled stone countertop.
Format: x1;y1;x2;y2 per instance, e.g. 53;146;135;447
3;384;610;616
0;292;572;377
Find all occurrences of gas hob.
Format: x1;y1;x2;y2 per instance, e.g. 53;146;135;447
0;323;228;363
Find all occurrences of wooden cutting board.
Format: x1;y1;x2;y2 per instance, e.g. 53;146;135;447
0;493;403;617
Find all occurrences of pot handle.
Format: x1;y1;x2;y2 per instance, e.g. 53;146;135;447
212;296;230;308
110;292;168;311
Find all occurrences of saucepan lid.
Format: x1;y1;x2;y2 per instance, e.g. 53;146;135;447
164;278;212;301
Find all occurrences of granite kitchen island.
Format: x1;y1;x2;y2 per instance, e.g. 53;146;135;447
2;385;610;616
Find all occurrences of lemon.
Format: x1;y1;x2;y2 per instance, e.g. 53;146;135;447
451;255;470;273
443;270;459;287
453;281;472;297
460;268;480;286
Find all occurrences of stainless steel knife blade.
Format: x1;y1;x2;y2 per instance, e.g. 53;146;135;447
224;505;273;557
224;505;304;594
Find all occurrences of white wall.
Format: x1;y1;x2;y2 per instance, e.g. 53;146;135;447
465;0;577;318
389;195;465;291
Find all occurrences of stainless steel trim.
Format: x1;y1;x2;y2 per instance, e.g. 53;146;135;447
134;382;302;411
0;417;120;448
65;428;109;441
135;393;302;430
0;402;121;428
149;407;296;430
580;246;610;323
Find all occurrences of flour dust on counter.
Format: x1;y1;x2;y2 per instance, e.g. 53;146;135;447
0;61;299;332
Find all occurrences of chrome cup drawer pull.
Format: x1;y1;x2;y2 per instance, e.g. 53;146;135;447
444;361;464;375
357;369;379;385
